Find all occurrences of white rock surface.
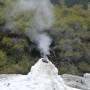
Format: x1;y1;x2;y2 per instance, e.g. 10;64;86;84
84;73;90;89
62;74;90;90
0;58;81;90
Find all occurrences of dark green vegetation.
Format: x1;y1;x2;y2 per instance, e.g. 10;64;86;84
0;0;90;75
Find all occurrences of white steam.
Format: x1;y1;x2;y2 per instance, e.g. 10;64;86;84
6;0;54;57
36;33;52;57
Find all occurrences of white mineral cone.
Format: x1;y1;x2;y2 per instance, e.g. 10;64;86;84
0;58;81;90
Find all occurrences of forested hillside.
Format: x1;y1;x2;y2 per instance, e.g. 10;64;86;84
0;0;90;75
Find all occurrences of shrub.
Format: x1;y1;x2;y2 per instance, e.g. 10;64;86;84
0;50;7;66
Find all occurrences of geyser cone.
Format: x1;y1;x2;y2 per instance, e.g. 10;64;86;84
29;58;58;76
0;58;81;90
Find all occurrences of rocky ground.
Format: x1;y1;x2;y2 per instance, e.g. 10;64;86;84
62;73;90;90
0;58;81;90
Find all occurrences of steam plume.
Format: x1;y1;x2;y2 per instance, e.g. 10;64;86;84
6;0;54;57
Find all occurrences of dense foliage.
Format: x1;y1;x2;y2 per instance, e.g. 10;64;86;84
0;0;90;75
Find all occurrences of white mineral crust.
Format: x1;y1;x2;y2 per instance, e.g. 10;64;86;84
0;58;81;90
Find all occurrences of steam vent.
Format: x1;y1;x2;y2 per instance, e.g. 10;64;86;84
0;58;81;90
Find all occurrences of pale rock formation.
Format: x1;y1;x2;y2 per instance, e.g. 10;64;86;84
0;58;81;90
